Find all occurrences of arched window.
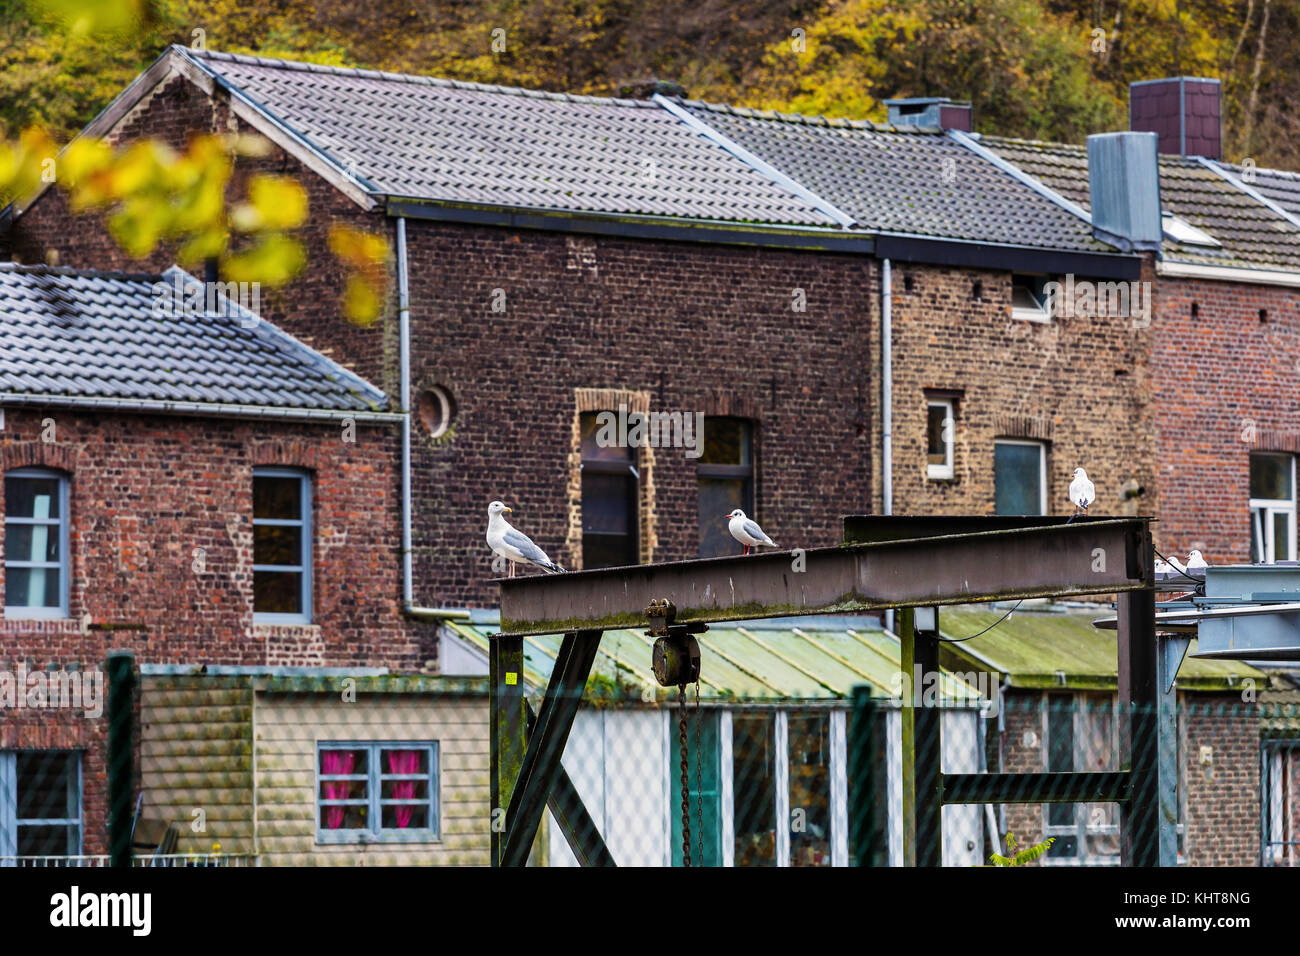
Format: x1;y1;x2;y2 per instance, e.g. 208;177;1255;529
4;468;70;618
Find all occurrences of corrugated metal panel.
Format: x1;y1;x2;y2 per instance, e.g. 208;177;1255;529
1087;131;1163;251
938;605;1268;690
445;615;984;703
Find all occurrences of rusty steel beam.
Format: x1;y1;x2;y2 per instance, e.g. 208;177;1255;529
498;517;1152;636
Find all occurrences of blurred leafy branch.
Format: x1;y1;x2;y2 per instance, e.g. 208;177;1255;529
987;831;1056;866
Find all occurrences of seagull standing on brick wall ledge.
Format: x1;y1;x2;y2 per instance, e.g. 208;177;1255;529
487;501;566;577
1069;468;1095;515
725;509;778;555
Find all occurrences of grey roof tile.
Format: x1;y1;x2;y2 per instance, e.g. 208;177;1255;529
984;136;1300;271
189;49;834;227
0;263;388;413
677;100;1112;253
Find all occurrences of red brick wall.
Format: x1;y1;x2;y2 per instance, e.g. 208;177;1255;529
1183;694;1261;866
0;408;432;854
1152;276;1300;563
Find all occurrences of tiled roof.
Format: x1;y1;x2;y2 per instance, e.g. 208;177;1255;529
1230;163;1300;219
185;49;834;227
984;135;1300;271
0;263;388;412
676;101;1114;253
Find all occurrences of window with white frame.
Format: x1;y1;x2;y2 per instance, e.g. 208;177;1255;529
0;751;82;858
252;468;312;624
926;399;955;480
994;440;1047;516
4;468;70;618
1250;452;1296;564
317;742;438;842
1041;695;1120;865
1011;274;1053;322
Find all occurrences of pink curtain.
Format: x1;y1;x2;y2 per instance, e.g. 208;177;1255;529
387;750;421;829
321;750;357;829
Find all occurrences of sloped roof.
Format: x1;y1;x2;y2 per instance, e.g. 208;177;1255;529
183;48;834;228
0;263;389;413
446;612;984;704
1230;163;1300;219
984;135;1300;272
939;604;1268;692
677;101;1113;253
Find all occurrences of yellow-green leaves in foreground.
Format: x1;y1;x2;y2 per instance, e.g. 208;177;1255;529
328;225;391;327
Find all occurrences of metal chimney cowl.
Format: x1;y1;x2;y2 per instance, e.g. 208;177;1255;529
1087;131;1163;253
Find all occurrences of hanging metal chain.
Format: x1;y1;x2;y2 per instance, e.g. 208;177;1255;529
695;679;703;866
678;683;691;867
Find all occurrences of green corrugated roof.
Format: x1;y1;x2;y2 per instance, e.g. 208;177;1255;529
938;605;1269;692
445;615;984;704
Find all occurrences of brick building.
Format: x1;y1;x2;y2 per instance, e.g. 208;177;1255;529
0;262;423;858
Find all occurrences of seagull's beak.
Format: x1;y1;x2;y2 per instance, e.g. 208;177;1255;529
503;507;512;514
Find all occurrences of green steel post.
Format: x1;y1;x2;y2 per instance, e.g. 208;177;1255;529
898;607;916;866
848;686;887;866
490;635;525;867
914;614;942;867
106;650;135;870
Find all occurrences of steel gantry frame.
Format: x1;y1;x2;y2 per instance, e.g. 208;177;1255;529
489;515;1162;867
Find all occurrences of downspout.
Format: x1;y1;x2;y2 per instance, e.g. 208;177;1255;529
395;215;470;622
881;258;893;634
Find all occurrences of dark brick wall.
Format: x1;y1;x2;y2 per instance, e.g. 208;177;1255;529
1152;276;1300;563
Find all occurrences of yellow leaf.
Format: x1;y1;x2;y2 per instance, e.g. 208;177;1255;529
222;234;307;286
328;224;390;268
236;175;308;232
342;273;383;326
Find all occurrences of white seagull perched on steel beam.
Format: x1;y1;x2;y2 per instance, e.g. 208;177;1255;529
725;509;778;555
486;501;565;577
1069;467;1095;515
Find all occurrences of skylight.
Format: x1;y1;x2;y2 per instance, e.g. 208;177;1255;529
1162;213;1222;247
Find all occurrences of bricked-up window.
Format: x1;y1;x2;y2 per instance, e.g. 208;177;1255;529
0;751;82;857
253;468;312;624
926;400;955;480
580;412;639;568
1250;452;1296;563
698;417;755;557
4;468;69;619
1041;695;1120;865
994;441;1047;515
1011;274;1052;323
317;742;438;843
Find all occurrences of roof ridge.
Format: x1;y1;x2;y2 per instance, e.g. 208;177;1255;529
185;45;660;109
0;261;163;282
677;97;918;134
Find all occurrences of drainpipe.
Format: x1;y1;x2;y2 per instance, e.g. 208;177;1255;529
882;259;894;633
395;215;469;622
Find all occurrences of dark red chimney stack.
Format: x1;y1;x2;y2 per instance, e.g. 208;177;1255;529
1129;77;1221;159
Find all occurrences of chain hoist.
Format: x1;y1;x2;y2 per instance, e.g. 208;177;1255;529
647;599;706;868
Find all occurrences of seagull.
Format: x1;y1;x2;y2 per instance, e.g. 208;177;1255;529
1069;467;1095;515
1166;553;1187;574
725;509;778;555
486;501;565;577
1186;550;1208;571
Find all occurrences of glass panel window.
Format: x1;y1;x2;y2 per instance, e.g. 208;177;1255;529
787;713;832;867
1250;453;1296;563
670;711;721;866
318;743;438;841
732;713;777;866
994;441;1046;516
1042;696;1122;865
252;469;311;622
926;400;954;480
580;412;639;569
4;469;69;618
1;751;82;858
1012;274;1052;322
697;418;755;557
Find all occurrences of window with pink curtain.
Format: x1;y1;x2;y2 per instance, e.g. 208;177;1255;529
386;749;421;829
320;749;358;829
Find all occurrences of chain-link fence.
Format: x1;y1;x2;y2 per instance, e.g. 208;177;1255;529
2;654;1298;867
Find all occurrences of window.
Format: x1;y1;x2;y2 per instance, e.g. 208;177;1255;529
926;400;955;480
317;742;438;842
788;713;833;867
253;468;312;624
732;712;777;867
1041;695;1120;865
671;711;721;866
580;412;639;569
994;440;1047;515
1250;452;1296;563
697;417;755;557
0;751;82;858
1011;274;1052;322
4;468;69;618
1162;213;1221;248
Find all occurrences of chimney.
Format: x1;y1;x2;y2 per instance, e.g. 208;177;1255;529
1087;131;1163;252
1129;77;1221;159
884;97;973;132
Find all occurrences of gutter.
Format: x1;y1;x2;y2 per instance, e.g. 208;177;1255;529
0;393;404;423
1155;259;1300;288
